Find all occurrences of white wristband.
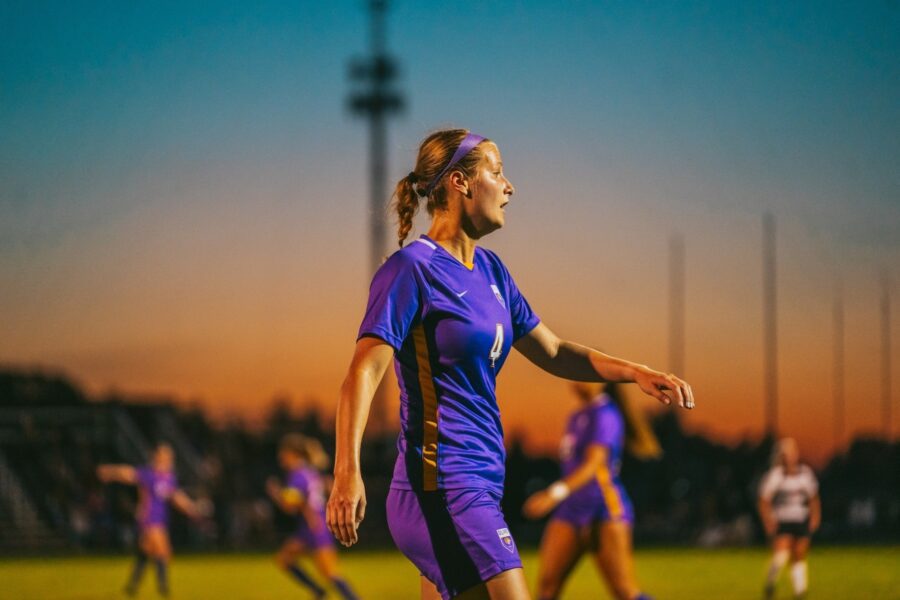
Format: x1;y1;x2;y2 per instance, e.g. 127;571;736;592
547;481;570;502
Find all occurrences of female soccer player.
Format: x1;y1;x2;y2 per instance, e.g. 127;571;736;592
523;381;660;600
327;128;695;600
267;434;359;600
97;442;203;598
758;438;820;600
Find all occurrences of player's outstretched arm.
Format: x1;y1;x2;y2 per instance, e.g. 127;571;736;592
96;464;138;485
171;489;202;521
514;322;695;409
523;443;609;519
327;337;394;548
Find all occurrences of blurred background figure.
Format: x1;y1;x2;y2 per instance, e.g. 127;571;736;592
267;433;358;600
96;442;205;597
757;437;820;600
524;382;661;600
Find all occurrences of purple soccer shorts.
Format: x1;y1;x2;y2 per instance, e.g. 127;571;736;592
291;521;334;550
552;485;634;528
386;487;522;600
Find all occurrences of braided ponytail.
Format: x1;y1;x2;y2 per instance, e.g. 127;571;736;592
394;172;422;247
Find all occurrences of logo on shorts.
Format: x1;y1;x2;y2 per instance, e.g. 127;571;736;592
490;284;506;308
496;527;515;553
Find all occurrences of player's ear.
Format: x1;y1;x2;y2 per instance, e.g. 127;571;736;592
448;170;470;197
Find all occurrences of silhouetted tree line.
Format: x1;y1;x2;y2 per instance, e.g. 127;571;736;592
0;368;897;552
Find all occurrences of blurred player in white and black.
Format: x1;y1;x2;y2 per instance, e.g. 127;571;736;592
757;438;820;600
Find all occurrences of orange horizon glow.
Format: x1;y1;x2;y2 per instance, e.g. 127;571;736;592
3;179;895;471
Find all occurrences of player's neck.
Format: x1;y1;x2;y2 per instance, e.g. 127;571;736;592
427;219;477;266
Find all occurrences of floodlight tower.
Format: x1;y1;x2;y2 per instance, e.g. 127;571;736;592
347;0;405;435
669;233;686;378
762;213;778;435
347;0;405;275
882;271;893;440
833;279;845;446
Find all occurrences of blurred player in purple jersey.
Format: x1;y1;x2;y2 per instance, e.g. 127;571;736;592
523;382;661;600
267;434;359;600
758;438;820;600
327;128;695;600
97;443;204;598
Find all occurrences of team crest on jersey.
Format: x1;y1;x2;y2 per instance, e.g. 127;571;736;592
490;284;506;308
154;481;172;499
496;527;515;553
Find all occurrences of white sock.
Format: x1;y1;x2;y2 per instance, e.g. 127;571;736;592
767;550;789;585
790;561;808;595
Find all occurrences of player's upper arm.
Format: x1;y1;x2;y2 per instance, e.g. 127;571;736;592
583;443;609;470
97;465;138;485
346;337;395;386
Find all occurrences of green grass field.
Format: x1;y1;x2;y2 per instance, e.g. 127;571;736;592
1;547;898;600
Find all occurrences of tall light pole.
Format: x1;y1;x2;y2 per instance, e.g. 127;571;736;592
347;0;405;434
669;233;686;378
348;0;405;275
833;278;845;447
763;213;778;436
882;271;893;440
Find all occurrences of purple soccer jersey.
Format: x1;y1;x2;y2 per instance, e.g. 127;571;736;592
285;466;332;549
554;394;633;524
358;236;540;493
136;467;177;529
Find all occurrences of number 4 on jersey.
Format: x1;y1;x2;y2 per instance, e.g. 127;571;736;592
490;323;503;368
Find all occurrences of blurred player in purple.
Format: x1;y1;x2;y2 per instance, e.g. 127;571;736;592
327;128;695;600
758;438;820;600
268;434;358;600
523;382;660;600
97;442;204;597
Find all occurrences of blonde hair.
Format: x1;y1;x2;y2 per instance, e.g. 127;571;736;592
280;434;329;471
393;129;491;247
772;437;799;468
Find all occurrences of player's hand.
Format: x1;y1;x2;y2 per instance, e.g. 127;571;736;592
265;477;281;499
326;470;366;547
522;489;558;520
763;519;777;538
634;366;695;409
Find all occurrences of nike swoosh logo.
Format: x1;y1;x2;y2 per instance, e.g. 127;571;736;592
456;290;468;298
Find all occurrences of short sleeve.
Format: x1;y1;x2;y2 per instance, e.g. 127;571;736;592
136;467;152;488
591;404;622;448
357;253;424;351
803;466;819;496
758;469;779;500
495;256;540;341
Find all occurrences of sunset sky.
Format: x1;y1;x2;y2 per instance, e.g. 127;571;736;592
2;1;898;465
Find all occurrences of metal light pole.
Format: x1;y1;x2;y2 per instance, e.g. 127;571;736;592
833;279;845;446
347;0;405;275
762;213;778;436
346;1;405;435
882;271;893;440
669;233;686;378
